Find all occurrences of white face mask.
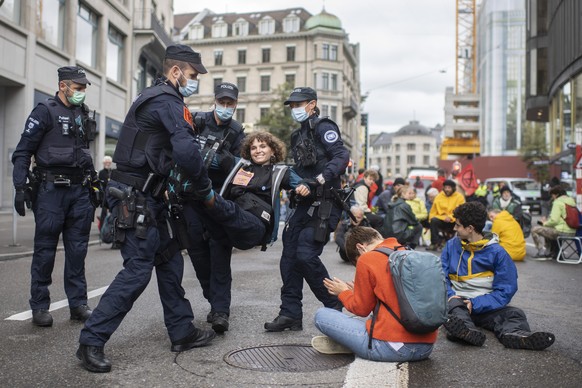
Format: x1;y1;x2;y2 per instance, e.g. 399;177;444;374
291;106;309;122
177;68;198;97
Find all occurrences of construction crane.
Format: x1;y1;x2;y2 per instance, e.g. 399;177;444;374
456;0;476;94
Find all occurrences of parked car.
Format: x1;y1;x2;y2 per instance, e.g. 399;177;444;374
484;177;542;213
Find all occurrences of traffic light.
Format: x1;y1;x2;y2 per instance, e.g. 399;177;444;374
360;113;368;127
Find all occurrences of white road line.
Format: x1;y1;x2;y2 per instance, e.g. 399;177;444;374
343;358;407;387
5;286;109;321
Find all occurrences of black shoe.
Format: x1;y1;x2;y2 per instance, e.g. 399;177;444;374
206;311;215;323
211;312;229;333
76;345;111;373
264;315;302;332
70;305;92;322
32;309;53;327
443;316;486;346
170;328;216;352
500;331;555;350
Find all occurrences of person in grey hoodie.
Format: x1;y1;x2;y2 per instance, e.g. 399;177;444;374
381;186;422;248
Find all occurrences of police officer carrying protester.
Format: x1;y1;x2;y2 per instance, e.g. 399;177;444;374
12;66;98;328
181;82;245;333
264;87;349;332
76;45;215;373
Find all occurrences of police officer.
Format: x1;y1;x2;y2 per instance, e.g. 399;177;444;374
77;45;215;373
264;87;349;331
180;82;245;333
12;66;98;328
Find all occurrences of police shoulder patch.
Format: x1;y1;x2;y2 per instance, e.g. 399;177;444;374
323;130;339;143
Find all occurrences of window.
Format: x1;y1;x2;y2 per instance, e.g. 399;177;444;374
331;106;337;122
314;44;318;59
189;23;203;40
236;76;246;92
423;143;430;151
330;44;338;61
258;16;275;35
76;3;98;67
262;48;271;63
214;50;223;66
285;74;295;88
395;155;400;164
322;104;329;117
283;14;300;33
238;49;246;65
322;72;330;90
36;0;65;48
286;46;296;62
395;168;400;174
331;74;338;91
423;155;430;165
212;20;227;38
213;78;223;88
260;107;269;118
106;25;124;82
236;108;245;123
260;75;270;92
395;144;400;152
387;156;392;164
0;0;21;23
322;43;330;60
407;143;416;151
233;18;248;36
313;73;317;89
407;155;416;164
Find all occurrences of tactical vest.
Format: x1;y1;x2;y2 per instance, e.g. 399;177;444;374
290;117;334;178
194;112;243;154
113;83;180;176
34;98;93;170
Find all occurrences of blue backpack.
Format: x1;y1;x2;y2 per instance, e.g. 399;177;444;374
368;247;447;347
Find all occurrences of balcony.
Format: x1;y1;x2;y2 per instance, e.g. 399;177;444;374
133;8;173;47
343;96;358;119
439;137;480;159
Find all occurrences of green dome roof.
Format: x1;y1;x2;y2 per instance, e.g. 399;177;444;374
305;9;342;30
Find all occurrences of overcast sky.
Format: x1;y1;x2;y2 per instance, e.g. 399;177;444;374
173;1;456;134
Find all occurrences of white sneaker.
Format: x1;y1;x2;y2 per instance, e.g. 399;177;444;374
311;336;353;354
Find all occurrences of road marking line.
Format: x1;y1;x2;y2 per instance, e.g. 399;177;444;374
344;357;406;387
4;286;108;321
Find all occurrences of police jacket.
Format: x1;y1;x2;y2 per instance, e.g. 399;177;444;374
290;114;349;190
441;232;518;314
113;77;209;187
12;93;95;188
193;111;245;187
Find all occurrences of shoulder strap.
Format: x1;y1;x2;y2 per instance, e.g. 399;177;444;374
219;158;250;197
270;165;289;207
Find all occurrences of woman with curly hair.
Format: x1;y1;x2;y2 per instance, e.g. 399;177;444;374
199;131;302;250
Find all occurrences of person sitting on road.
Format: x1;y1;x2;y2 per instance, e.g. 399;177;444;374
382;186;422;249
377;177;406;216
442;202;555;351
405;186;428;227
352;169;383;229
334;205;370;263
425;187;439;216
427;180;465;251
487;208;525;262
311;226;437;361
531;185;577;260
491;186;523;223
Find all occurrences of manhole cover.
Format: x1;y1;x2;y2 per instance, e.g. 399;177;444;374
224;344;354;372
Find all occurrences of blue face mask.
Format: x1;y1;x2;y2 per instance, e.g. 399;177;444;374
215;104;235;121
291;107;308;123
177;69;198;97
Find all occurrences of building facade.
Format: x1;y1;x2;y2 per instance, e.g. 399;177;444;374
173;7;362;161
0;0;174;210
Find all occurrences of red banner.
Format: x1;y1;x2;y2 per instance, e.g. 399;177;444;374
459;163;479;196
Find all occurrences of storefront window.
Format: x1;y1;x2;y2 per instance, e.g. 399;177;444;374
0;0;21;24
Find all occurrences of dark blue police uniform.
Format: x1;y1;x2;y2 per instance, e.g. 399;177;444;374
266;106;349;330
12;67;96;325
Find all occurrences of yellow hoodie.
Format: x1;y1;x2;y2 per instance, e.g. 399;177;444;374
491;210;526;261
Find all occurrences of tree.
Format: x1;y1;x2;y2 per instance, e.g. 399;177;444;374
255;82;295;146
519;123;549;183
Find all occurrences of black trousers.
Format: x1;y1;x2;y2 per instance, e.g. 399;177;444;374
430;218;455;244
448;298;531;341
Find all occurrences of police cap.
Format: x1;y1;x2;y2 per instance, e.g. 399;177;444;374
215;82;239;100
284;87;317;105
165;44;207;74
58;66;91;85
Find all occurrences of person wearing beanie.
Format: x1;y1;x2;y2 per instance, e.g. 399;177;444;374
427;179;465;250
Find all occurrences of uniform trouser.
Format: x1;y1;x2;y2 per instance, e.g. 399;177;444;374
278;205;341;320
79;181;195;346
531;225;575;252
430;218;455;245
448;298;531;341
30;181;94;310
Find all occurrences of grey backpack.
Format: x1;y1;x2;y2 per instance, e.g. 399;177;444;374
368;247;447;347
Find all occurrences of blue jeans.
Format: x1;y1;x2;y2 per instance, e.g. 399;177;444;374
314;308;434;362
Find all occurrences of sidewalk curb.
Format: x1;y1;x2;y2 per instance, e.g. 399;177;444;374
0;239;102;261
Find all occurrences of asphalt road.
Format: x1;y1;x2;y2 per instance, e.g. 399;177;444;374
0;221;581;387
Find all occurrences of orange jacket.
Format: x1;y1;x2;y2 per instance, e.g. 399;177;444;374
339;238;438;343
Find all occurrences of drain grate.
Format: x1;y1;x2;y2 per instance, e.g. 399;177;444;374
224;344;354;372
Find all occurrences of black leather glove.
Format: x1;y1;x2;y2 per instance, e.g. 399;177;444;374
217;150;235;173
192;179;213;201
14;188;32;216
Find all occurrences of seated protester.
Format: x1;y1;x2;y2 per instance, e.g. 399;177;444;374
405;186;428;227
383;186;422;248
442;202;555;350
191;131;302;250
425;187;439;217
491;186;523;223
311;226;437;361
427;179;465;251
376;177;406;216
487;208;526;262
531;185;577;260
334;206;371;263
353;169;383;229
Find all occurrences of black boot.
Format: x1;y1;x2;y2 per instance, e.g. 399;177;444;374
500;331;555;350
264;315;302;332
170;328;216;352
32;309;53;327
70;305;92;322
76;345;112;373
443;316;486;346
211;312;229;333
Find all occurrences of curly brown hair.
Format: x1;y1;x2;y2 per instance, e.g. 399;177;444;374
240;131;287;164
